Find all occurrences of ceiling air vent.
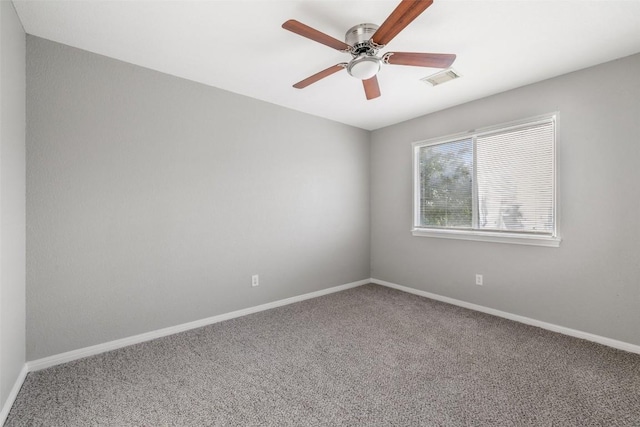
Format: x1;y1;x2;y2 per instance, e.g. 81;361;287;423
421;68;461;86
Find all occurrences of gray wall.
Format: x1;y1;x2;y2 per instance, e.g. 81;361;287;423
0;0;26;407
371;53;640;346
26;36;370;360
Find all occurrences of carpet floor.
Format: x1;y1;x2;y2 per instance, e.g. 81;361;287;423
6;284;640;426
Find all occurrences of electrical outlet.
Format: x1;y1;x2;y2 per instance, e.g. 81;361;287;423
475;274;483;286
251;274;259;287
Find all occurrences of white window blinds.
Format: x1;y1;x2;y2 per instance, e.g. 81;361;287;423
476;120;555;235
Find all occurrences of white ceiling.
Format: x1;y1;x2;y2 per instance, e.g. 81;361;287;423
12;0;640;130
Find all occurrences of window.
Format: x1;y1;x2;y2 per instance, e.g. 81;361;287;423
413;114;559;247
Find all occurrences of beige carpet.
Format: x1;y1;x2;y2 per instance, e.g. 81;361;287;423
6;284;640;426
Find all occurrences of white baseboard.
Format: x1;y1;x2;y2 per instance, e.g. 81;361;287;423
24;276;640;374
27;279;370;372
0;364;28;425
371;278;640;355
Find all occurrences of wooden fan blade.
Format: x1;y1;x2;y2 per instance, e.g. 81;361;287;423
283;20;351;51
293;64;345;89
363;76;381;100
371;0;433;46
385;52;456;68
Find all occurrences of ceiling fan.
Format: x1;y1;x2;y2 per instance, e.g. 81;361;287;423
282;0;456;100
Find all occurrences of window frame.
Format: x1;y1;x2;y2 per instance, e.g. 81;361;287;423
412;113;560;247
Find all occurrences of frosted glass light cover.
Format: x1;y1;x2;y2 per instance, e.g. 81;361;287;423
347;56;380;80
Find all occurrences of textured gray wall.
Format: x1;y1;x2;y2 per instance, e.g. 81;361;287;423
0;0;26;406
371;53;640;346
26;36;370;360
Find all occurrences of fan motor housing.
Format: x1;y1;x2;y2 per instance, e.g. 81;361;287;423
345;23;379;56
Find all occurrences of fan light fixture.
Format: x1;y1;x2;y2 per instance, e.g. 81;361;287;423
347;55;381;80
282;0;457;100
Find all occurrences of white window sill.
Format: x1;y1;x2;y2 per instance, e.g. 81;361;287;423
411;228;561;247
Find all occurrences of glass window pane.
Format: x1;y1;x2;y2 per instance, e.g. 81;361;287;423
419;139;473;228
